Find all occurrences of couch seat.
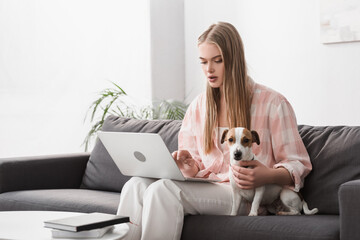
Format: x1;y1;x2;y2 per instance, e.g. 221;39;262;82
182;215;339;240
0;189;120;214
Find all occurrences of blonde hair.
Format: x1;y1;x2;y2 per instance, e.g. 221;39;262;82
198;22;252;154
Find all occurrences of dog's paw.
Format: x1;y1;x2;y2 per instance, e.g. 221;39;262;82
248;212;258;216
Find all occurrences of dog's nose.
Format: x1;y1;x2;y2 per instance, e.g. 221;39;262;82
234;151;242;160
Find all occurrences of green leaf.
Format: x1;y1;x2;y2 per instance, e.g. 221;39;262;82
83;83;188;151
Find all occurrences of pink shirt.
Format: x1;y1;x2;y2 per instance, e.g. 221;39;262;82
178;79;312;192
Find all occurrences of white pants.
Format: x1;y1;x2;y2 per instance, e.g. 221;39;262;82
116;177;248;240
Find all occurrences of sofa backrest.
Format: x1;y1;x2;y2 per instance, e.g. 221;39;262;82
81;116;360;215
81;116;182;192
299;125;360;214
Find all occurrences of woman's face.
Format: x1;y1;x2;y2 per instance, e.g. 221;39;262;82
198;42;225;89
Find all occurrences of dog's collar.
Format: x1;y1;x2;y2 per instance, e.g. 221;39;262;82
240;155;255;169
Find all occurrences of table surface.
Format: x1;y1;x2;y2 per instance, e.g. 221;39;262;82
0;211;129;240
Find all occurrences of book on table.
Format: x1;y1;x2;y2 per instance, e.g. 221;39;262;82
51;226;114;239
44;212;129;232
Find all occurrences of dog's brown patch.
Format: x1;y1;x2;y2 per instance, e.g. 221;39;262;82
220;129;229;144
226;128;236;146
251;130;260;145
222;128;260;147
241;129;253;147
221;128;236;146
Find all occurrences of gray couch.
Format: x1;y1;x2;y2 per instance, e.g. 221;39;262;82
1;115;360;240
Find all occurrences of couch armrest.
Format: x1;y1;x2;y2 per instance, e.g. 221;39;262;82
0;153;90;193
339;179;360;240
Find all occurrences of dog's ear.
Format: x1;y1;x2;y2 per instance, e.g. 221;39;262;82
251;130;260;145
220;129;229;144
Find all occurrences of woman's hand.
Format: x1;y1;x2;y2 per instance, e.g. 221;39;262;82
231;160;294;189
231;160;274;190
172;150;199;178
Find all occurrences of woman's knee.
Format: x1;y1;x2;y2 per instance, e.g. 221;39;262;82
143;179;180;200
122;177;155;193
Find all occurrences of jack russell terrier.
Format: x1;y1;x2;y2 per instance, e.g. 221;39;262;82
221;127;318;216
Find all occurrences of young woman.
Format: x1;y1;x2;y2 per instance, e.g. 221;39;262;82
117;22;312;240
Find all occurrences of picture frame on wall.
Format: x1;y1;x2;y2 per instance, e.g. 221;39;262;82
320;0;360;44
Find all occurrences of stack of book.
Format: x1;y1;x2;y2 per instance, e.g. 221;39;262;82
44;212;129;239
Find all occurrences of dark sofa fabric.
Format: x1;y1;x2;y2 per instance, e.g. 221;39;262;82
81;116;182;192
298;125;360;214
0;189;119;214
339;180;360;240
182;215;339;240
0;153;89;193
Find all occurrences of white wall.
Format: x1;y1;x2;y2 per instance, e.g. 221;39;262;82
184;0;360;126
0;0;152;157
0;0;185;158
149;0;185;102
237;0;360;126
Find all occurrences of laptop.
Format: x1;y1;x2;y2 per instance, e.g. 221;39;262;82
97;131;219;183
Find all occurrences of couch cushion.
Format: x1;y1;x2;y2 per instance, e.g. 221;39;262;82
299;125;360;214
81;116;182;192
182;215;339;240
0;189;120;214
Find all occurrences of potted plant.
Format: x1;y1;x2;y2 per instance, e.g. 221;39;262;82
83;82;188;151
